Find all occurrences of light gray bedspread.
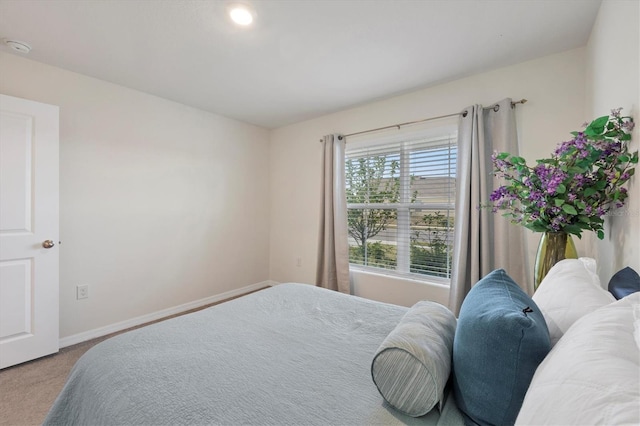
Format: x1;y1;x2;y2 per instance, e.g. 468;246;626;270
44;283;463;425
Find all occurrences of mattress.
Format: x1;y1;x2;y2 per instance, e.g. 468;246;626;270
44;283;463;425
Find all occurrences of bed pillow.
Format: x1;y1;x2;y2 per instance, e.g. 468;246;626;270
371;300;456;417
452;269;550;426
608;266;640;300
533;258;615;346
634;300;640;350
516;293;640;425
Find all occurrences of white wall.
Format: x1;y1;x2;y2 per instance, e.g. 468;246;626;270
3;13;627;338
269;48;588;306
0;52;271;339
585;0;640;283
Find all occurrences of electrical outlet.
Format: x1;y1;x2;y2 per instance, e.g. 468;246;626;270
77;285;89;300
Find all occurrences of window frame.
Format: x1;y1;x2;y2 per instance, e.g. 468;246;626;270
345;125;457;284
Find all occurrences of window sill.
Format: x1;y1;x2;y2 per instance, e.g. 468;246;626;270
349;264;450;287
349;266;451;307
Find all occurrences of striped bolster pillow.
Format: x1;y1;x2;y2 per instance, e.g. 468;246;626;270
371;301;456;417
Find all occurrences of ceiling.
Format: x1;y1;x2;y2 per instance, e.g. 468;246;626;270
0;0;602;129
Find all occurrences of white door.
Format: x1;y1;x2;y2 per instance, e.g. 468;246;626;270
0;94;59;369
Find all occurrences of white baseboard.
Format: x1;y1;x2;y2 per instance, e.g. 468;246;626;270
59;281;275;348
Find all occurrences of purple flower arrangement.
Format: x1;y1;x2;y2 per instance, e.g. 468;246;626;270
487;108;637;239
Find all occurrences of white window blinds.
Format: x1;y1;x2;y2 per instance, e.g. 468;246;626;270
345;132;457;281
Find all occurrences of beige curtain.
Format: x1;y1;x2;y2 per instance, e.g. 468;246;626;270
316;134;350;294
449;98;528;315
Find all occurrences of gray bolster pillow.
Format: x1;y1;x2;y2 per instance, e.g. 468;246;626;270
371;300;456;417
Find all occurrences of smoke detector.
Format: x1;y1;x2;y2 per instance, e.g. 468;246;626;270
3;39;31;54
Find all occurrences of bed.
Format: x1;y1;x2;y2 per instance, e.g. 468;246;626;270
45;259;640;425
44;283;464;425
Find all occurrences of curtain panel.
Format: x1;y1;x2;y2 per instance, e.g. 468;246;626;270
316;134;350;294
449;98;528;315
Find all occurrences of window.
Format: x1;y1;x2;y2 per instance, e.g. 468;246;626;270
345;129;457;281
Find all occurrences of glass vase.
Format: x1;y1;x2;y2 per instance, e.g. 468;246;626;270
534;232;578;291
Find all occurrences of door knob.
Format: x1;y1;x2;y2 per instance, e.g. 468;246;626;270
42;240;55;249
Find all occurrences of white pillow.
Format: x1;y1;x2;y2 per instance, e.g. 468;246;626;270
634;301;640;350
533;258;615;346
516;293;640;425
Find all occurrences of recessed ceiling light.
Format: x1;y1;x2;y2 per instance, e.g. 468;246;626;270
3;39;31;54
228;4;254;26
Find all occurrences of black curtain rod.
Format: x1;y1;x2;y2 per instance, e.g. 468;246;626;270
327;99;527;141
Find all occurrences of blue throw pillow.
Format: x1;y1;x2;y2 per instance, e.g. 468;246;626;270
608;267;640;300
452;269;550;426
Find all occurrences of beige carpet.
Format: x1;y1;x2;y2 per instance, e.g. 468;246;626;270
0;335;111;426
0;289;265;426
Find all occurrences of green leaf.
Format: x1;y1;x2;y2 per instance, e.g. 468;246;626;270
556;183;566;194
562;204;578;215
584;187;597;197
619;155;630;162
589;115;610;129
563;224;583;236
511;156;526;165
588;150;601;162
527;223;549;233
585;126;604;137
554;198;565;207
568;166;587;174
597;229;605;240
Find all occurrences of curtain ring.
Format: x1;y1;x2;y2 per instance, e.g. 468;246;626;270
462;110;468;117
493;104;500;112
